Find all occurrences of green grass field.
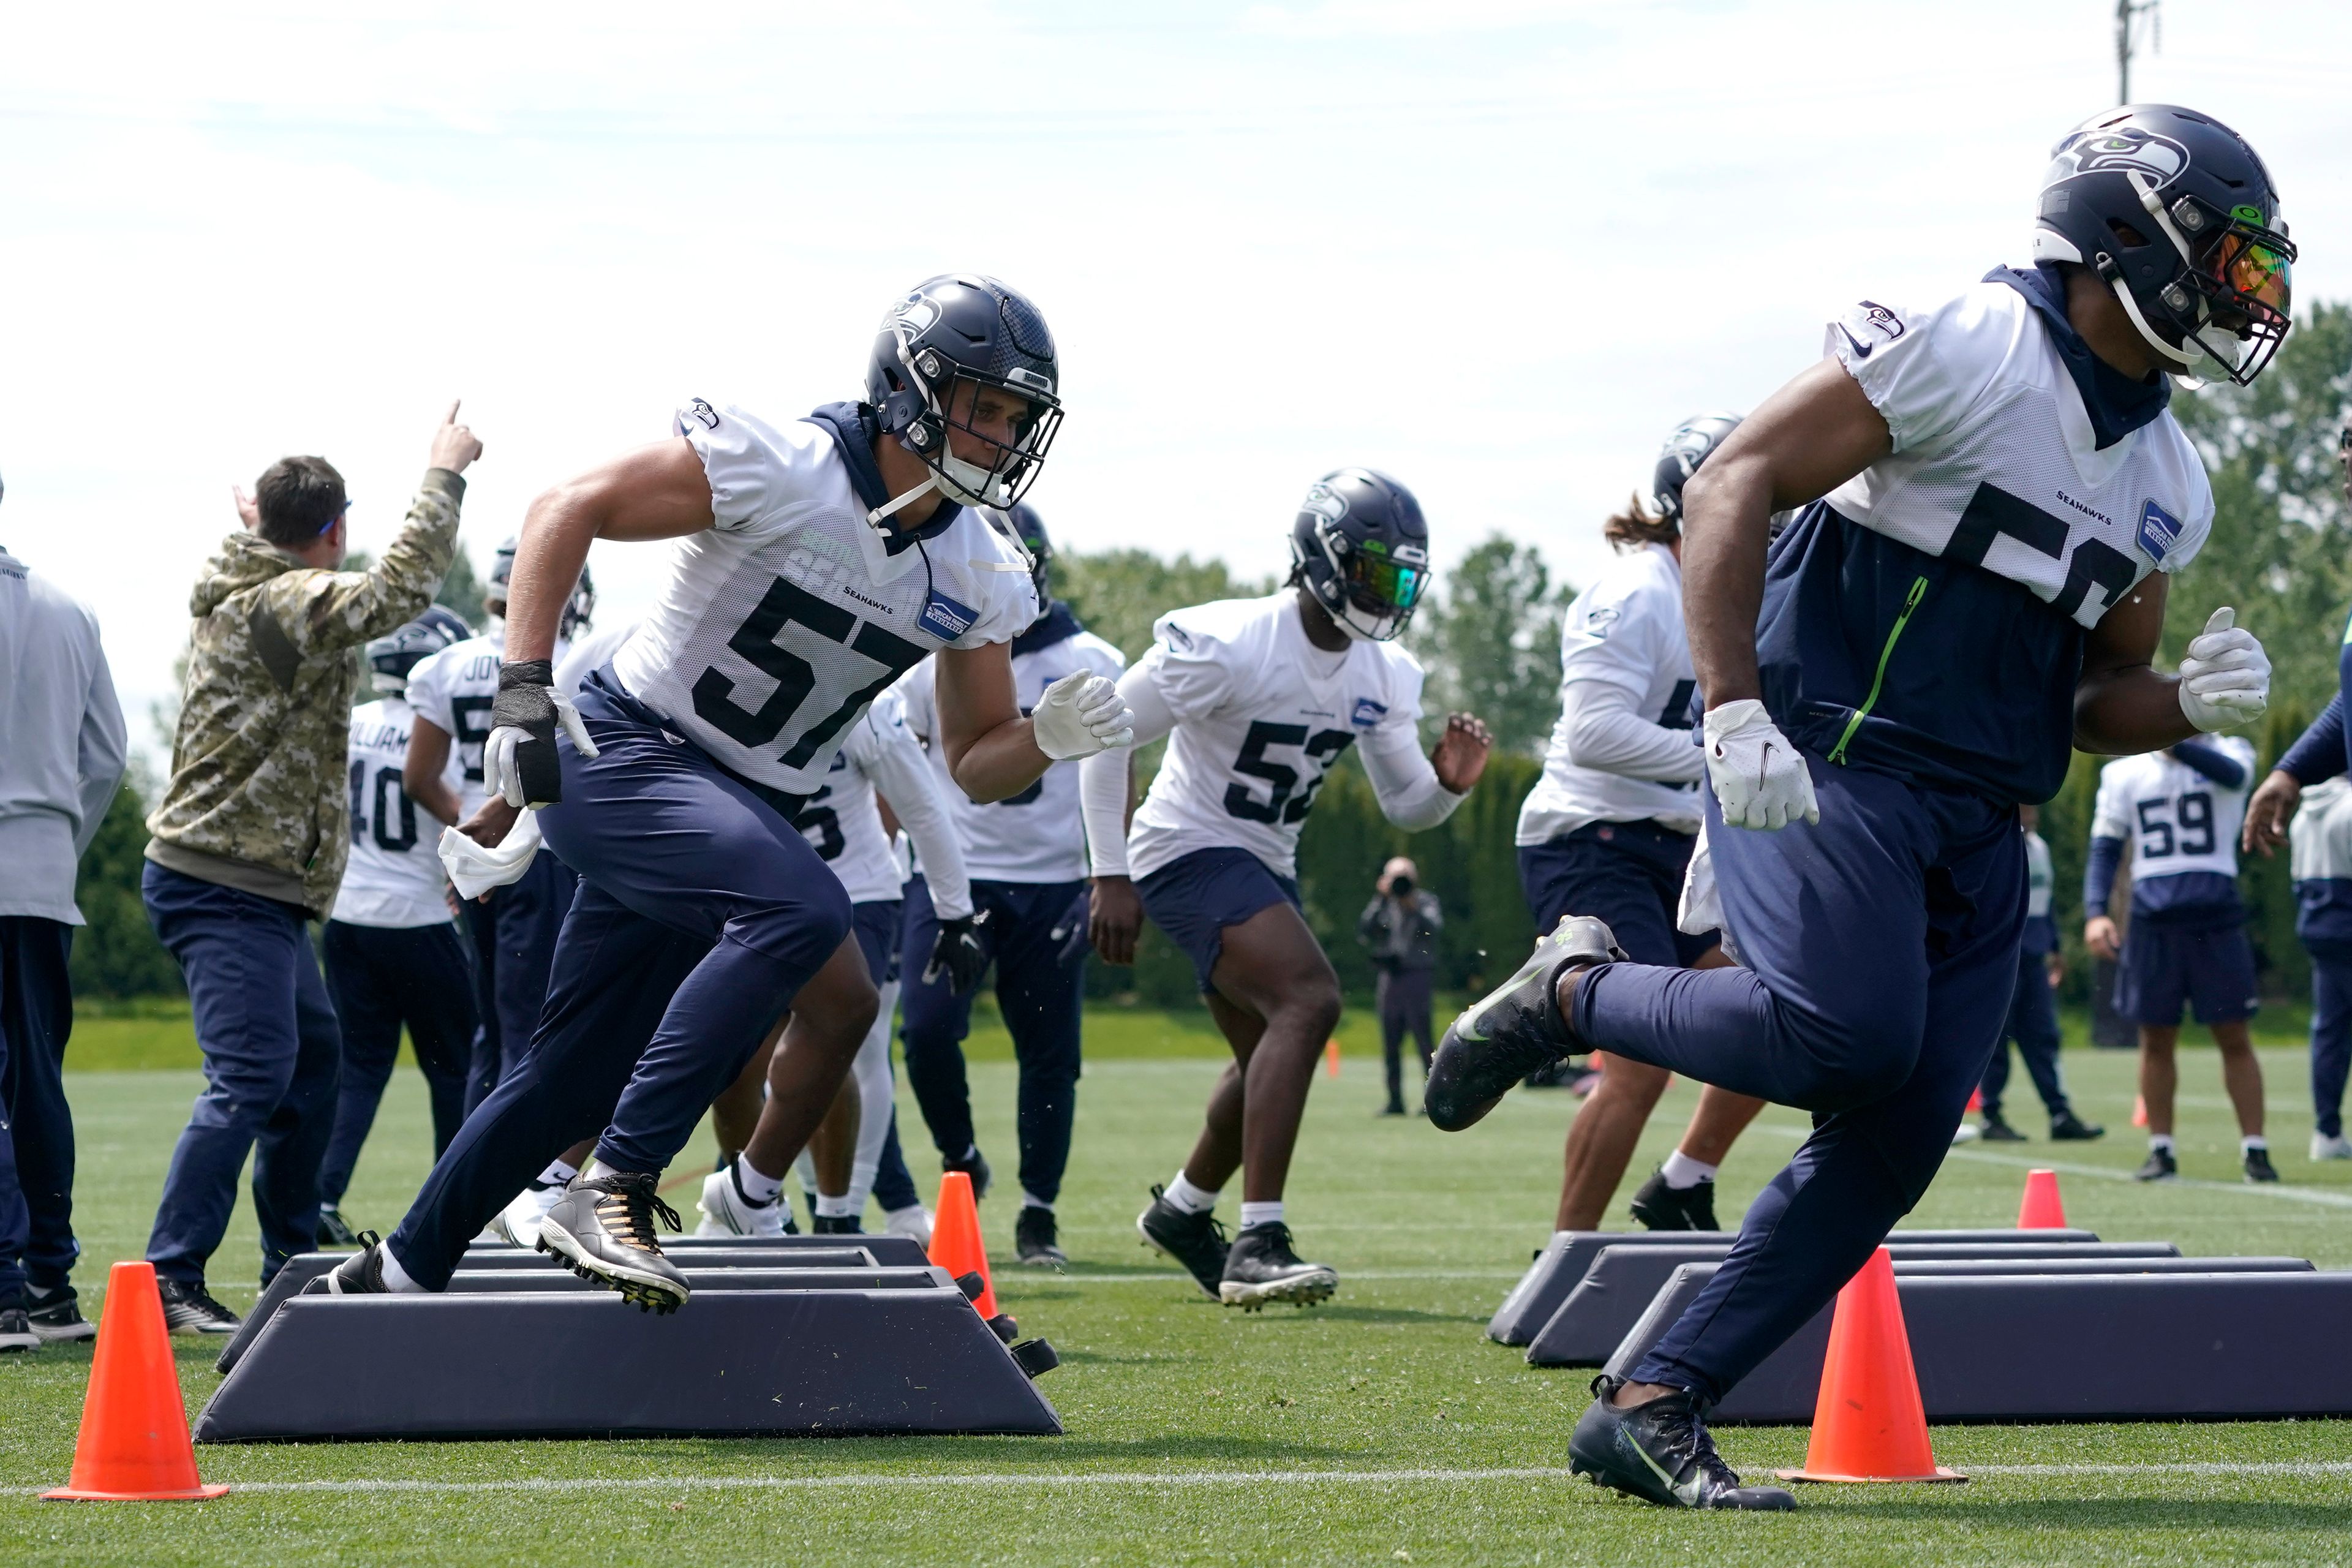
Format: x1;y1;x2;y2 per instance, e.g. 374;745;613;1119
7;1016;2352;1565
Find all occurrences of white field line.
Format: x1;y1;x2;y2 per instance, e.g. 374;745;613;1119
1009;1269;1524;1284
1751;1120;2352;1212
175;1460;2352;1496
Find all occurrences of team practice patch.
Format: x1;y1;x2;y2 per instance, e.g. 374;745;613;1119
2137;499;2183;567
919;588;979;641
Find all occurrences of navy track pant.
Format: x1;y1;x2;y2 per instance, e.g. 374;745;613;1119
0;918;78;1304
2312;951;2352;1141
318;920;474;1208
384;675;853;1289
900;875;1085;1206
462;848;575;1114
1570;756;2022;1405
1981;945;2071;1121
141;864;342;1286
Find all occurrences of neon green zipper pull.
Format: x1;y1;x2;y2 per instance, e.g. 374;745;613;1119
1827;575;1929;766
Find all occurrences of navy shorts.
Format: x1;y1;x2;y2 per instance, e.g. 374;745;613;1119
2114;918;2260;1027
1136;847;1302;993
1518;820;1717;969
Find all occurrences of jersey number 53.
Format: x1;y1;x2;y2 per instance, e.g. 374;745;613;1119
1224;722;1355;826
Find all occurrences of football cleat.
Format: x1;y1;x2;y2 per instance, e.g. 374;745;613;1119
2134;1146;2179;1182
812;1213;864;1235
1569;1376;1796;1510
1136;1185;1230;1298
2244;1146;2281;1183
883;1204;935;1246
0;1308;39;1353
2312;1132;2352;1161
489;1176;568;1250
23;1284;96;1343
1218;1222;1337;1311
313;1235;392;1295
1425;916;1626;1133
1629;1170;1720;1232
2049;1110;2105;1141
1015;1205;1067;1267
1978;1111;2027;1143
696;1163;788;1238
315;1205;364;1248
538;1171;690;1314
156;1278;241;1335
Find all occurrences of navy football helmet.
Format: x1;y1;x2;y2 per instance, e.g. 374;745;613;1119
1651;412;1744;526
866;274;1062;522
488;537;595;636
366;606;470;695
985;503;1054;606
1288;469;1431;643
2030;104;2294;386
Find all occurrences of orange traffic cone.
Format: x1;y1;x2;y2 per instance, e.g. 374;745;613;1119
2132;1094;2148;1128
929;1170;1000;1320
1777;1248;1966;1486
1966;1086;1983;1114
2016;1168;2067;1229
42;1262;227;1501
1324;1038;1341;1079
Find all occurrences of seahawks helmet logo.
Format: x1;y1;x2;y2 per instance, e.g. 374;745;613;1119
890;295;942;335
1301;483;1349;527
2045;129;2189;192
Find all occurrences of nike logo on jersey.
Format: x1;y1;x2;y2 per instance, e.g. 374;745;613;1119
1836;300;1905;358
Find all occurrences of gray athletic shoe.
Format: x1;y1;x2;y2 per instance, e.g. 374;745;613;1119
1425;916;1626;1132
23;1284;96;1343
0;1307;40;1353
538;1170;690;1313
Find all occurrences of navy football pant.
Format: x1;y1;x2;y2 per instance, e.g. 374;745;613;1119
1570;757;2022;1404
2311;952;2352;1141
1981;946;2071;1121
385;681;853;1289
141;864;342;1287
462;849;576;1113
900;876;1085;1206
0;918;78;1305
318;921;474;1208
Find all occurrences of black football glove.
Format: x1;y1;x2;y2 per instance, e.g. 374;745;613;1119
483;660;597;809
924;909;992;997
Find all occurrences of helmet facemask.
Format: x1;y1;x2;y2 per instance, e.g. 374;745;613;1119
2104;177;2295;388
880;344;1061;518
1298;518;1429;643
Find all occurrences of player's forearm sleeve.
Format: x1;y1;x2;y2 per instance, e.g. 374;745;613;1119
1082;667;1174;877
867;726;973;921
2278;695;2348;786
1361;723;1464;832
2170;737;2249;791
2084;834;2125;920
1561;679;1706;782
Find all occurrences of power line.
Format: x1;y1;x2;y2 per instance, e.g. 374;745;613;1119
2117;0;2160;102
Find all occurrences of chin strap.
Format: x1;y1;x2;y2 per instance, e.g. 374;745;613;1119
865;475;939;535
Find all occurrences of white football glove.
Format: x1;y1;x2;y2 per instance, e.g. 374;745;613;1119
2177;606;2270;733
1703;698;1820;831
1031;669;1134;761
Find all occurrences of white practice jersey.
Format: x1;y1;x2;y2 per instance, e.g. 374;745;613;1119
330;698;455;928
790;687;918;906
408;625;571;806
894;622;1128;883
2090;737;2255;886
2024;828;2054;921
2291;778;2352;884
1825;281;2213;627
1517;541;1704;844
1126;594;1426;881
555;616;638;695
611;401;1038;794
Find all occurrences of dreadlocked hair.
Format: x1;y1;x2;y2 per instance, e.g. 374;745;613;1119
1602;491;1678;552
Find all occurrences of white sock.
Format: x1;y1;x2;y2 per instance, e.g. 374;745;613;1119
1239;1200;1284;1229
379;1244;426;1295
884;1204;930;1229
2149;1133;2176;1153
1021;1191;1054;1213
536;1159;578;1187
815;1193;859;1219
1164;1172;1219;1215
1659;1151;1718;1190
581;1157;624;1182
2242;1135;2269;1153
735;1159;785;1204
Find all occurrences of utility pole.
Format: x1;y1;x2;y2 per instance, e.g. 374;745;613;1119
2116;0;2160;103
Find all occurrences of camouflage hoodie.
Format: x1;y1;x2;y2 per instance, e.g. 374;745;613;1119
144;470;464;915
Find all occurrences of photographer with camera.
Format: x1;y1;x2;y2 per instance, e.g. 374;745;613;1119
1357;857;1442;1116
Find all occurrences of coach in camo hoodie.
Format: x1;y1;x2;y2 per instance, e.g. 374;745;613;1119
140;407;480;1324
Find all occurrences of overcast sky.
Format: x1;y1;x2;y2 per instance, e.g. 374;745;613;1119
7;1;2350;752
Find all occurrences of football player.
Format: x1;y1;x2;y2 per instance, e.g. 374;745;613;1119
314;608;477;1246
1972;802;2102;1142
696;682;975;1237
1428;105;2286;1506
2285;778;2352;1161
1514;415;1766;1237
2084;737;2269;1180
1083;471;1491;1308
325;275;1132;1311
894;504;1128;1266
404;540;595;1113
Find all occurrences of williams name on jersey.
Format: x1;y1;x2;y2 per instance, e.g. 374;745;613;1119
331;697;459;929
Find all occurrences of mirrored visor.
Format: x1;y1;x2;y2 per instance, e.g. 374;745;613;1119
1348;552;1427;611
